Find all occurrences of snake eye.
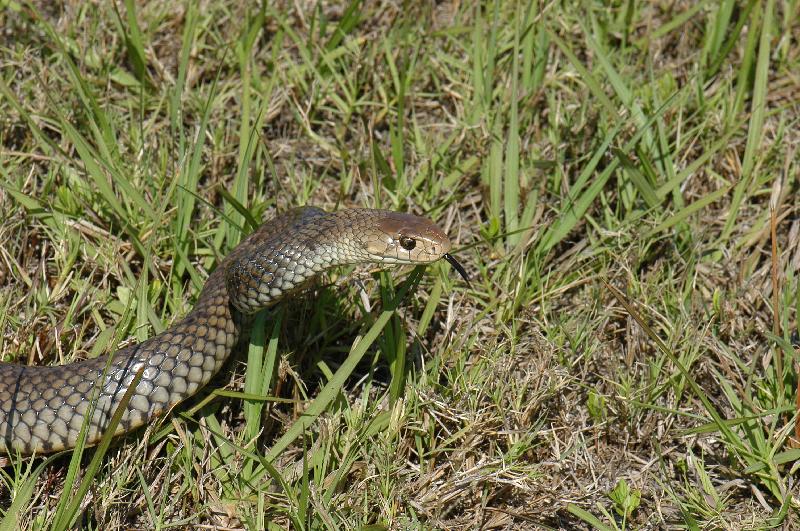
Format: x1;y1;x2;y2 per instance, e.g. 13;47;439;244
399;237;416;251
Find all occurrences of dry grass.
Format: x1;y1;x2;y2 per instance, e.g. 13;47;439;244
1;0;800;529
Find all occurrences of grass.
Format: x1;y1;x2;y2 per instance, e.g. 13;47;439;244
0;0;799;528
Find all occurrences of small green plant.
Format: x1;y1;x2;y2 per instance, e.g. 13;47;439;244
567;478;641;531
587;389;607;424
609;479;641;526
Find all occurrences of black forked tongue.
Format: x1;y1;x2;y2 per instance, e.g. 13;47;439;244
443;253;471;288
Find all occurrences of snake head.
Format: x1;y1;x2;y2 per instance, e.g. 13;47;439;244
351;209;470;286
360;210;451;264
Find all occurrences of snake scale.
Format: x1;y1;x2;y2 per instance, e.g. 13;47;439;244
0;207;466;455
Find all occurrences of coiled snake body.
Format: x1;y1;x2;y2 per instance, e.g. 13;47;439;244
0;207;462;455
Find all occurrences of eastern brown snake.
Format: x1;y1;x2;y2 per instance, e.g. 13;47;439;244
0;207;466;455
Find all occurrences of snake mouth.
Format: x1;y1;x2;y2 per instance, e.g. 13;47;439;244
443;253;471;288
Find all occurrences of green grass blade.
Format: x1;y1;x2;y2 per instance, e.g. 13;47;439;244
547;29;616;116
567;503;615;531
535;125;620;254
242;309;282;478
720;0;773;244
0;453;67;531
53;365;145;530
265;268;423;462
645;185;731;238
503;7;521;249
120;0;149;84
168;0;199;159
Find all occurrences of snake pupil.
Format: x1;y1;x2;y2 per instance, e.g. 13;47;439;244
399;237;416;251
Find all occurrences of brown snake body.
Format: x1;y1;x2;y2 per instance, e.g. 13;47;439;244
0;207;462;455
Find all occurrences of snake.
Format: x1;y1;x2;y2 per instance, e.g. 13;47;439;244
0;207;468;455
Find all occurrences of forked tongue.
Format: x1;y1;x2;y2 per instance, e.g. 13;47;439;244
443;253;471;288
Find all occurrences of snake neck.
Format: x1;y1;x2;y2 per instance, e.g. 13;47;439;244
220;206;445;315
222;210;368;315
